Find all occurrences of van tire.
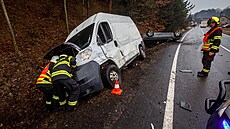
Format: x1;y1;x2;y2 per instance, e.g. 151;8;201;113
139;46;146;60
102;64;121;88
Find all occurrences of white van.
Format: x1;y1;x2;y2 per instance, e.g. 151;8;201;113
44;13;146;96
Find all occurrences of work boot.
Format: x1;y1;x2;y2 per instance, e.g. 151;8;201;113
197;71;208;77
67;104;79;112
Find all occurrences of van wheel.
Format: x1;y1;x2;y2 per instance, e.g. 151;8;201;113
139;46;146;60
102;64;121;88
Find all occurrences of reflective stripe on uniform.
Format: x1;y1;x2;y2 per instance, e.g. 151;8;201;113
37;74;51;82
59;100;66;105
53;61;70;69
202;43;213;51
51;70;72;78
46;101;52;105
213;36;222;39
53;95;59;100
211;45;219;50
202;69;209;73
202;45;211;51
47;70;51;76
68;100;78;106
36;81;52;85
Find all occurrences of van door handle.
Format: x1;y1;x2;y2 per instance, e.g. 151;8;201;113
114;40;118;47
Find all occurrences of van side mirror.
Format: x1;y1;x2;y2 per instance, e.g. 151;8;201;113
205;80;230;114
97;35;104;46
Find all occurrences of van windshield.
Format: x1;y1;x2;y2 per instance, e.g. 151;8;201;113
67;23;94;49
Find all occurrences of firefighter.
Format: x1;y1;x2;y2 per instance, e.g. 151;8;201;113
36;56;59;112
51;54;80;111
197;16;222;77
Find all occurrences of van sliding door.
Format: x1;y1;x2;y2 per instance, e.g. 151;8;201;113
97;22;125;68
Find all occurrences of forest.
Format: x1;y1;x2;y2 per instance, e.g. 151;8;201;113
0;0;192;128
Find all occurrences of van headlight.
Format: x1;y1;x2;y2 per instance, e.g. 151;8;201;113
81;47;92;61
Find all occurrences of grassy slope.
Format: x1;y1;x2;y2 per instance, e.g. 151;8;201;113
0;1;109;128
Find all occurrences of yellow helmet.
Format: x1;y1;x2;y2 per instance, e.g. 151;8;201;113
209;16;220;25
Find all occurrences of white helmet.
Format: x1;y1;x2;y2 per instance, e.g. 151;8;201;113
50;56;59;63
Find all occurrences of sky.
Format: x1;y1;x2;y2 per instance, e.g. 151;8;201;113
189;0;230;14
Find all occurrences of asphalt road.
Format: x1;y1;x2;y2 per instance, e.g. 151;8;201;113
34;27;230;129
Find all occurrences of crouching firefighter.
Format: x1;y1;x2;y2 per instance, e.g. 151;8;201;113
197;16;222;77
36;56;59;112
51;54;80;111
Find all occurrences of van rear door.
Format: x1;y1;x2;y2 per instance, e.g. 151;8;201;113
97;22;125;68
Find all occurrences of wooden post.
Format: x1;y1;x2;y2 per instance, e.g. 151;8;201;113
64;0;69;34
87;0;89;17
1;0;21;55
109;0;112;13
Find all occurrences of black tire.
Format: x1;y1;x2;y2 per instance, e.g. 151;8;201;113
139;46;146;60
102;64;121;88
146;30;154;37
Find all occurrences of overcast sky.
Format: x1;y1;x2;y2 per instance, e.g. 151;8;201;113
189;0;230;14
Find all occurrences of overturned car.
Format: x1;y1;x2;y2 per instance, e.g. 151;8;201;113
142;30;182;45
44;13;146;97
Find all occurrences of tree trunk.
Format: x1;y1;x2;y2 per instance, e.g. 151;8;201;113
64;0;69;34
1;0;21;55
109;0;112;13
82;0;85;19
87;0;89;17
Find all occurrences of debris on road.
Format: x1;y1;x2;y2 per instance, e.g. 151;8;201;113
179;101;192;112
179;69;193;73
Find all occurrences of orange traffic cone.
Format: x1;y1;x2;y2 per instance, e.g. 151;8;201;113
111;80;123;95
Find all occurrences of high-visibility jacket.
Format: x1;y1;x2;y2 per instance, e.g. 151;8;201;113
36;63;52;85
202;27;222;53
51;55;76;82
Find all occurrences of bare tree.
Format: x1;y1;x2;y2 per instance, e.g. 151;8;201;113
109;0;112;13
64;0;69;34
1;0;21;55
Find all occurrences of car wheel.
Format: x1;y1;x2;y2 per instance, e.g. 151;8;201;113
102;64;121;88
139;46;146;60
146;30;154;37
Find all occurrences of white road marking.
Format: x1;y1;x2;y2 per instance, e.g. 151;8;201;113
223;33;230;38
162;43;181;129
200;28;230;53
221;45;230;53
151;123;155;129
180;29;193;42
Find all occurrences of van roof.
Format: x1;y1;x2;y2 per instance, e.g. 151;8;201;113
65;13;133;42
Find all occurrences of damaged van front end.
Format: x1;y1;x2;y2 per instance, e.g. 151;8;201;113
43;43;104;97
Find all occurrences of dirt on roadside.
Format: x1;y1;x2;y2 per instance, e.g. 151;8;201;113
223;28;230;35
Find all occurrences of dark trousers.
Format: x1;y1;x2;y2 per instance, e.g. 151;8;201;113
53;78;80;104
202;51;215;71
36;84;53;102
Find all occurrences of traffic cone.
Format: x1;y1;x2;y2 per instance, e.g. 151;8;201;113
111;80;123;95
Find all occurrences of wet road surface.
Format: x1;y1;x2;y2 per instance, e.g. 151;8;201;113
34;27;230;129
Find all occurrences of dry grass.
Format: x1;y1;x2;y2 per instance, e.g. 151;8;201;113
223;28;230;35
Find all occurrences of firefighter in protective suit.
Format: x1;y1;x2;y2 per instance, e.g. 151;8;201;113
197;16;222;77
51;54;80;111
36;56;59;112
